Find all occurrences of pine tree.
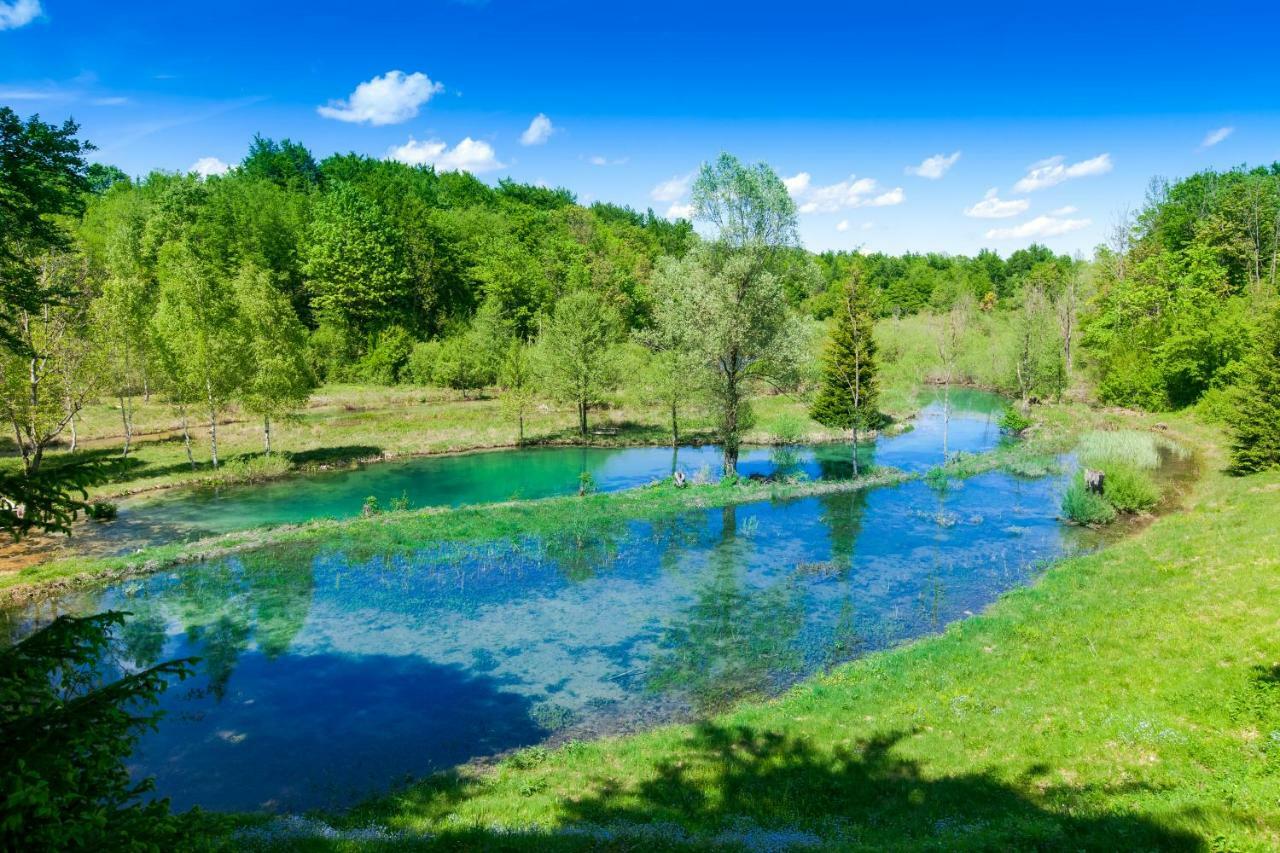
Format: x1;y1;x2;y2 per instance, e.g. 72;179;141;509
810;268;880;476
1229;304;1280;474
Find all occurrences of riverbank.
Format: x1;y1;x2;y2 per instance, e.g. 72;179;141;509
238;413;1280;850
5;383;923;501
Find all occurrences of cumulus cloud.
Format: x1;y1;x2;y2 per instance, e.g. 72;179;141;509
0;0;40;30
905;151;961;179
1050;205;1078;216
1200;126;1234;149
317;70;443;125
651;172;694;202
782;172;811;197
985;214;1092;240
387;137;504;173
1013;153;1112;192
836;219;850;232
789;174;905;214
965;188;1029;219
189;157;231;178
665;202;694;220
520;113;554;146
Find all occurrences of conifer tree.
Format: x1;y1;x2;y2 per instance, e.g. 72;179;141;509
1229;303;1280;474
810;268;880;475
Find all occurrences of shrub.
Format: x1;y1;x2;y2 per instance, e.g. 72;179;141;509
1099;461;1161;513
0;613;199;849
358;325;415;385
404;340;441;385
86;500;118;521
1061;474;1118;525
999;406;1033;435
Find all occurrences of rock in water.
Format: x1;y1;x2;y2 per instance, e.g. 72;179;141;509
1084;469;1105;494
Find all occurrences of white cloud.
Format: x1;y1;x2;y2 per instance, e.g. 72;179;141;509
91;96;129;106
588;155;628;166
965;188;1029;219
520;113;554;146
651;172;694;202
189;157;231;178
783;172;811;197
836;219;850;232
791;174;905;214
905;151;961;179
387;136;504;173
317;70;443;126
0;0;40;30
665;202;694;220
1050;205;1078;216
985;215;1092;240
1200;126;1234;149
1013;153;1112;192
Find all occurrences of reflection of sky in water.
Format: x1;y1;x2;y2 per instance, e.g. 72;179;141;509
4;459;1095;813
54;389;1003;560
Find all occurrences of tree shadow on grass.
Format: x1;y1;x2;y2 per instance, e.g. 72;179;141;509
307;723;1200;851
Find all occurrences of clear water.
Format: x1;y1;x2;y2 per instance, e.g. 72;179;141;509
0;389;1115;814
57;388;1006;557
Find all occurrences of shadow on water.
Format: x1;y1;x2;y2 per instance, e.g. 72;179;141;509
354;723;1199;850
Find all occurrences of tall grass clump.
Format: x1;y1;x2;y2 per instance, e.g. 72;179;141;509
1098;461;1161;512
1076;429;1176;470
1061;473;1118;525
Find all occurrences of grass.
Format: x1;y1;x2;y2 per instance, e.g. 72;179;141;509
1064;428;1188;522
236;413;1280;851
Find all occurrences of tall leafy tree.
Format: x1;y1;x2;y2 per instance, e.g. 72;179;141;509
498;340;537;445
538;289;621;436
153;241;248;468
810;268;880;475
303;183;413;338
657;153;803;475
235;264;315;454
1229;303;1280;474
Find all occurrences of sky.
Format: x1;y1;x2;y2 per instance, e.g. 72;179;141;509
3;0;1279;257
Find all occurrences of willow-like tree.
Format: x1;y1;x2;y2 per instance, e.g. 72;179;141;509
1229;303;1280;474
654;153;802;476
498;341;536;445
809;269;880;476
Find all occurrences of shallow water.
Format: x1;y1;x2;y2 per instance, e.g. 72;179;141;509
15;389;1006;560
1;389;1130;813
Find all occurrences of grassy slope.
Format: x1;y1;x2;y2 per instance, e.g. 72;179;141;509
254;414;1280;851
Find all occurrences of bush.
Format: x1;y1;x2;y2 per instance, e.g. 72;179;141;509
202;454;291;486
358;325;415;385
0;613;200;849
85;499;118;521
433;334;492;396
999;406;1033;435
404;340;440;385
1061;474;1118;525
1099;461;1161;513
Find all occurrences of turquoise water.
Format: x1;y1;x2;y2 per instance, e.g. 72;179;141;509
73;389;1004;555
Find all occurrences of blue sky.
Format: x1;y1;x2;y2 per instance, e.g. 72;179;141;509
3;0;1278;256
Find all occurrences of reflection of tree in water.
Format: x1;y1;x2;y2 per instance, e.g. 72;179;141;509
814;442;877;482
648;508;806;712
125;544;318;698
646;509;712;575
818;488;870;572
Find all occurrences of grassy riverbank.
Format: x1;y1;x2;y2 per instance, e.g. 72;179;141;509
228;413;1280;851
5;383;919;500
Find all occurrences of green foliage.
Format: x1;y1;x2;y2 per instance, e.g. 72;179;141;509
999;406;1033;435
1061;474;1118;525
1098;462;1161;513
810;268;880;438
1229;303;1280;474
86;499;118;521
537;289;622;434
0;613;199;849
432;333;491;396
234;263;315;435
357;324;415;385
0;456;115;540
